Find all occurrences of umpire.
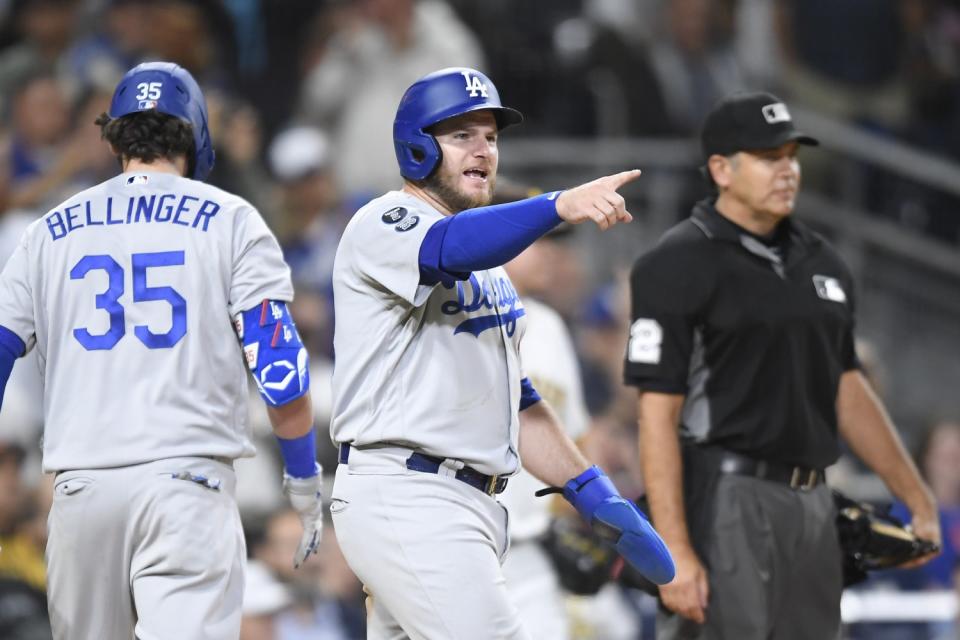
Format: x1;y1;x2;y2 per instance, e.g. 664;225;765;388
624;92;941;639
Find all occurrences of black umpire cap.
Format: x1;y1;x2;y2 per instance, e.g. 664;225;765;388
700;92;819;159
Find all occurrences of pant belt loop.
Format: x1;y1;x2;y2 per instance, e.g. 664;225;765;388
790;467;819;491
439;458;464;478
790;467;801;489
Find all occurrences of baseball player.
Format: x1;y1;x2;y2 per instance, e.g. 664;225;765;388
329;67;675;639
0;62;323;640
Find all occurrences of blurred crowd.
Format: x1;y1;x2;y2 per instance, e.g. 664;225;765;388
0;0;958;638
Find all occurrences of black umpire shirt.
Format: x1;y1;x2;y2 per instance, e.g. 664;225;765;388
623;199;859;470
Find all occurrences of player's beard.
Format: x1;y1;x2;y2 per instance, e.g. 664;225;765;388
424;166;496;213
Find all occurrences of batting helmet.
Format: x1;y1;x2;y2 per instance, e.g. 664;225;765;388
108;62;215;181
393;67;523;181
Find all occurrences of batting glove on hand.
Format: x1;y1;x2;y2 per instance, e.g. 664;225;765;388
282;467;323;569
541;465;675;585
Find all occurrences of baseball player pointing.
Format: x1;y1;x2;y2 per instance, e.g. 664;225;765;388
330;67;674;639
0;62;323;639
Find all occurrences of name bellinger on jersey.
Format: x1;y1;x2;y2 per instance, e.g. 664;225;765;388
45;187;221;241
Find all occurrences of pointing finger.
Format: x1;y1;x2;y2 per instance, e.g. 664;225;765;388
603;169;642;190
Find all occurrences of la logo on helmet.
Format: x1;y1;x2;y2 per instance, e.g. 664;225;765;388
460;71;488;98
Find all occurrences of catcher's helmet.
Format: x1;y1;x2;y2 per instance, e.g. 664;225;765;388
393;67;523;181
108;62;215;181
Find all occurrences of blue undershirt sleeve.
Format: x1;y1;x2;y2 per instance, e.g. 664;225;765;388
418;214;469;287
519;376;542;411
418;192;563;285
0;326;26;413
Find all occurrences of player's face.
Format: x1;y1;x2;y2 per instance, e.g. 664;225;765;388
727;142;801;219
428;110;499;213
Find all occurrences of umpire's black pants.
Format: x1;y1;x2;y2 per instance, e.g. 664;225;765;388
657;474;843;640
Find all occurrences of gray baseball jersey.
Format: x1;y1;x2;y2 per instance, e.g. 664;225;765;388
0;171;292;472
330;190;527;477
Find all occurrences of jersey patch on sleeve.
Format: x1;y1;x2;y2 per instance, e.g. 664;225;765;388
381;207;408;224
395;215;420;232
628;318;663;364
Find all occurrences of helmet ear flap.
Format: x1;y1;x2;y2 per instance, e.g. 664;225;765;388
397;129;442;181
192;113;215;180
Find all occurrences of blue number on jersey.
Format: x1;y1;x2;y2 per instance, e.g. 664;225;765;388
71;251;187;351
132;251;187;348
70;255;125;350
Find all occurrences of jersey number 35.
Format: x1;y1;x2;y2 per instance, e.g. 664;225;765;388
70;250;186;351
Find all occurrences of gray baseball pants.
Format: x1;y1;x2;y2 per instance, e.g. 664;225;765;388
657;473;843;640
45;457;245;640
331;446;530;640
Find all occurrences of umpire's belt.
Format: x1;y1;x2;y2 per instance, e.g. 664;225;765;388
707;447;824;491
338;444;508;496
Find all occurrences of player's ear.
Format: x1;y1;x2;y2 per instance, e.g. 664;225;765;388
707;154;734;190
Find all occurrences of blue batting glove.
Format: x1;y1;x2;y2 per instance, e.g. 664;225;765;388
561;465;675;585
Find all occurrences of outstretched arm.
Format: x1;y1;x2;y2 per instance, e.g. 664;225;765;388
419;170;641;284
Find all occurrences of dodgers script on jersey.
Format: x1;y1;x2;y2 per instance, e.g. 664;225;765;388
331;191;527;477
0;171;293;472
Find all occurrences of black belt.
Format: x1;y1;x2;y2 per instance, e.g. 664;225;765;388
712;448;824;491
338;444;508;497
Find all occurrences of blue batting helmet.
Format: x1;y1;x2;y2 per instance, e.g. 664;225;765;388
393;67;523;181
108;62;215;181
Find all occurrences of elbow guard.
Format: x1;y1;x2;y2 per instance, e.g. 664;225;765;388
236;300;310;407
